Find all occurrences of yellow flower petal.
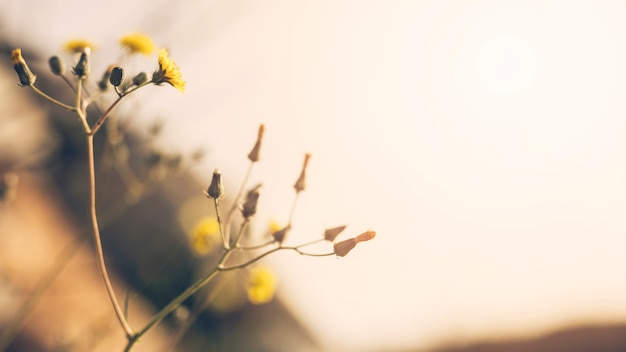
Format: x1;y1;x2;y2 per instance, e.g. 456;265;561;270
120;32;155;56
64;39;95;53
190;217;220;255
152;48;185;93
246;266;276;305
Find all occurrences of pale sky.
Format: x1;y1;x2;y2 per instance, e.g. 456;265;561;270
4;1;626;351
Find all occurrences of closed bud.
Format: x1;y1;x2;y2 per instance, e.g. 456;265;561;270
324;225;347;242
11;49;36;86
294;153;311;193
333;238;357;257
271;224;291;243
132;72;148;86
247;124;265;162
241;185;261;218
72;47;90;78
48;56;66;76
356;230;376;242
98;65;114;91
109;67;124;87
205;169;225;199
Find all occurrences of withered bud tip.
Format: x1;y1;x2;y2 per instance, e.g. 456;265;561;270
205;168;225;199
293;153;311;193
324;225;347;242
247;124;265;162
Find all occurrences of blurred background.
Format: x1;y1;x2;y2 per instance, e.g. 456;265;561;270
2;1;626;351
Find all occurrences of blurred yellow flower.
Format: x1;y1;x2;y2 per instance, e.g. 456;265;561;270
269;220;282;234
246;266;276;305
64;39;95;53
120;33;155;56
152;48;185;93
190;217;220;255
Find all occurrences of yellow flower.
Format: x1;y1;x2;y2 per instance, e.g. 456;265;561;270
190;217;220;255
152;48;185;93
64;39;95;53
120;33;155;56
246;266;276;305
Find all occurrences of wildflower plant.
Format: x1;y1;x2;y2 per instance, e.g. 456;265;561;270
5;32;375;351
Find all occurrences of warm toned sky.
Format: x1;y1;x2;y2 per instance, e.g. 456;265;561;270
4;1;626;350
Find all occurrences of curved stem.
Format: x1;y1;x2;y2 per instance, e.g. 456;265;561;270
29;84;75;111
132;265;222;341
224;162;254;240
213;198;229;250
87;135;134;337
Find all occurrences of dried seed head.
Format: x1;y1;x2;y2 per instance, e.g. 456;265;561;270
333;238;357;257
241;184;261;218
356;230;376;243
247;124;265;162
293;153;311;193
205;169;225;199
11;49;36;86
72;47;90;78
271;224;291;244
324;225;347;242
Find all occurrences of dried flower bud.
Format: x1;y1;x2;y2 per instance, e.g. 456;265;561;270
205;169;224;199
132;72;148;86
293;153;311;193
11;49;36;86
241;185;261;218
333;238;357;257
324;225;347;242
356;230;376;243
48;56;66;76
98;65;114;91
72;47;90;78
271;224;291;244
109;67;124;87
247;124;265;162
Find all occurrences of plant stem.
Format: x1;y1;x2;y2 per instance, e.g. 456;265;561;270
130;266;222;346
87;134;134;337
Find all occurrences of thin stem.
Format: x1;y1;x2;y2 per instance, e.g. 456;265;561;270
89;82;151;136
132;265;222;341
233;218;249;248
29;85;75;111
236;239;276;250
287;192;300;226
87;135;134;337
220;245;334;271
224;162;254;240
0;182;152;350
213;198;229;250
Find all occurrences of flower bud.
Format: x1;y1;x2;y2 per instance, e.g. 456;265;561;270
48;56;66;76
98;65;114;91
241;185;261;218
72;47;90;78
333;238;357;257
324;225;347;242
132;72;148;86
247;124;265;162
205;169;224;199
11;49;36;86
109;67;124;87
293;153;311;193
356;230;376;243
271;224;291;244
